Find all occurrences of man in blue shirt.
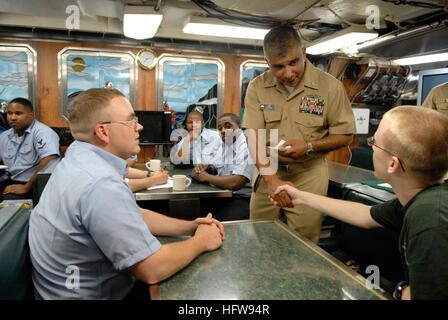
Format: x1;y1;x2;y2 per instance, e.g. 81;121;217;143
194;113;255;221
28;88;225;299
0;98;60;202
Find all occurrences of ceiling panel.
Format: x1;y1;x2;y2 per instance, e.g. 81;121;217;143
0;0;446;58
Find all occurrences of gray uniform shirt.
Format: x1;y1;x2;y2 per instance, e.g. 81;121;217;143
218;132;255;196
28;140;161;299
0;120;60;182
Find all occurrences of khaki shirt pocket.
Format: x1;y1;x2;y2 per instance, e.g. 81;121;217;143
436;102;448;110
263;110;282;144
294;113;325;140
263;109;282;129
436;102;448;116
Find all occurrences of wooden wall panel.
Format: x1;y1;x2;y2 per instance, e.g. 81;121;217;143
0;38;262;163
1;37;359;165
33;41;64;127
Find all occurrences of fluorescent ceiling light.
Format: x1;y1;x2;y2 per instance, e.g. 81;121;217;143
355;35;392;50
123;6;163;40
307;27;378;55
183;16;268;40
393;52;448;65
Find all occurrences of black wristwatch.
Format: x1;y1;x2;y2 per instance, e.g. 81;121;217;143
393;281;408;300
305;141;314;156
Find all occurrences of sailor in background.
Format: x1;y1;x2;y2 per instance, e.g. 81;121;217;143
0;98;59;202
194;113;255;221
422;82;448;116
172;107;222;169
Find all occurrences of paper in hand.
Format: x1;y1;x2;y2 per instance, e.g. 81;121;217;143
269;139;291;152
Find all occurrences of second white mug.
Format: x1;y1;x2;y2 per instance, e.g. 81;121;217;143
146;159;161;171
172;174;192;191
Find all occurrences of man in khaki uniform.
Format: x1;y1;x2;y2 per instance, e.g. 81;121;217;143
242;25;356;244
423;82;448;181
422;82;448;116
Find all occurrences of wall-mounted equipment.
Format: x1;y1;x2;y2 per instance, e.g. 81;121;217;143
347;61;410;107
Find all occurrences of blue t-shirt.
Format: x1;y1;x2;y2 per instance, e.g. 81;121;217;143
28;141;161;299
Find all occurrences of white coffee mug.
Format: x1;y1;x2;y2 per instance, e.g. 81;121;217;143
146;159;161;171
172;174;192;191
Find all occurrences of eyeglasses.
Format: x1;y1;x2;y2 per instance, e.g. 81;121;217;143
367;136;406;172
99;116;139;130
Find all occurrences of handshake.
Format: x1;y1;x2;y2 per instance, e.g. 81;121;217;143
265;177;299;208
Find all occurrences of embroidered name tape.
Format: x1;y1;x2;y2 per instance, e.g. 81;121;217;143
259;104;275;110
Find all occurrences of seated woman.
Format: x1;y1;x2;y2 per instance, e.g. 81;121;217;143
171;109;222;169
193;113;255;221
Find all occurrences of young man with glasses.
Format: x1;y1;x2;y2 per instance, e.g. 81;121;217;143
98;115;170;192
366;136;406;172
28;88;225;299
271;106;448;300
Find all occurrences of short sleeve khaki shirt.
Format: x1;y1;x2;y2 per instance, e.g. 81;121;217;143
242;59;355;160
422;82;448;116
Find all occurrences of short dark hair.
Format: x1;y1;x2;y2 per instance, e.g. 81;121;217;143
263;25;302;58
219;113;240;126
186;110;204;121
8;97;34;112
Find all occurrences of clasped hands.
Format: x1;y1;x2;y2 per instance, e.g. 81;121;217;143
193;164;217;183
193;213;226;250
2;183;32;195
149;168;169;185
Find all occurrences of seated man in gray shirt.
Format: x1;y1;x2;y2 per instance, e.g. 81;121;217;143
0;97;60;202
28;88;225;300
193;113;255;221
